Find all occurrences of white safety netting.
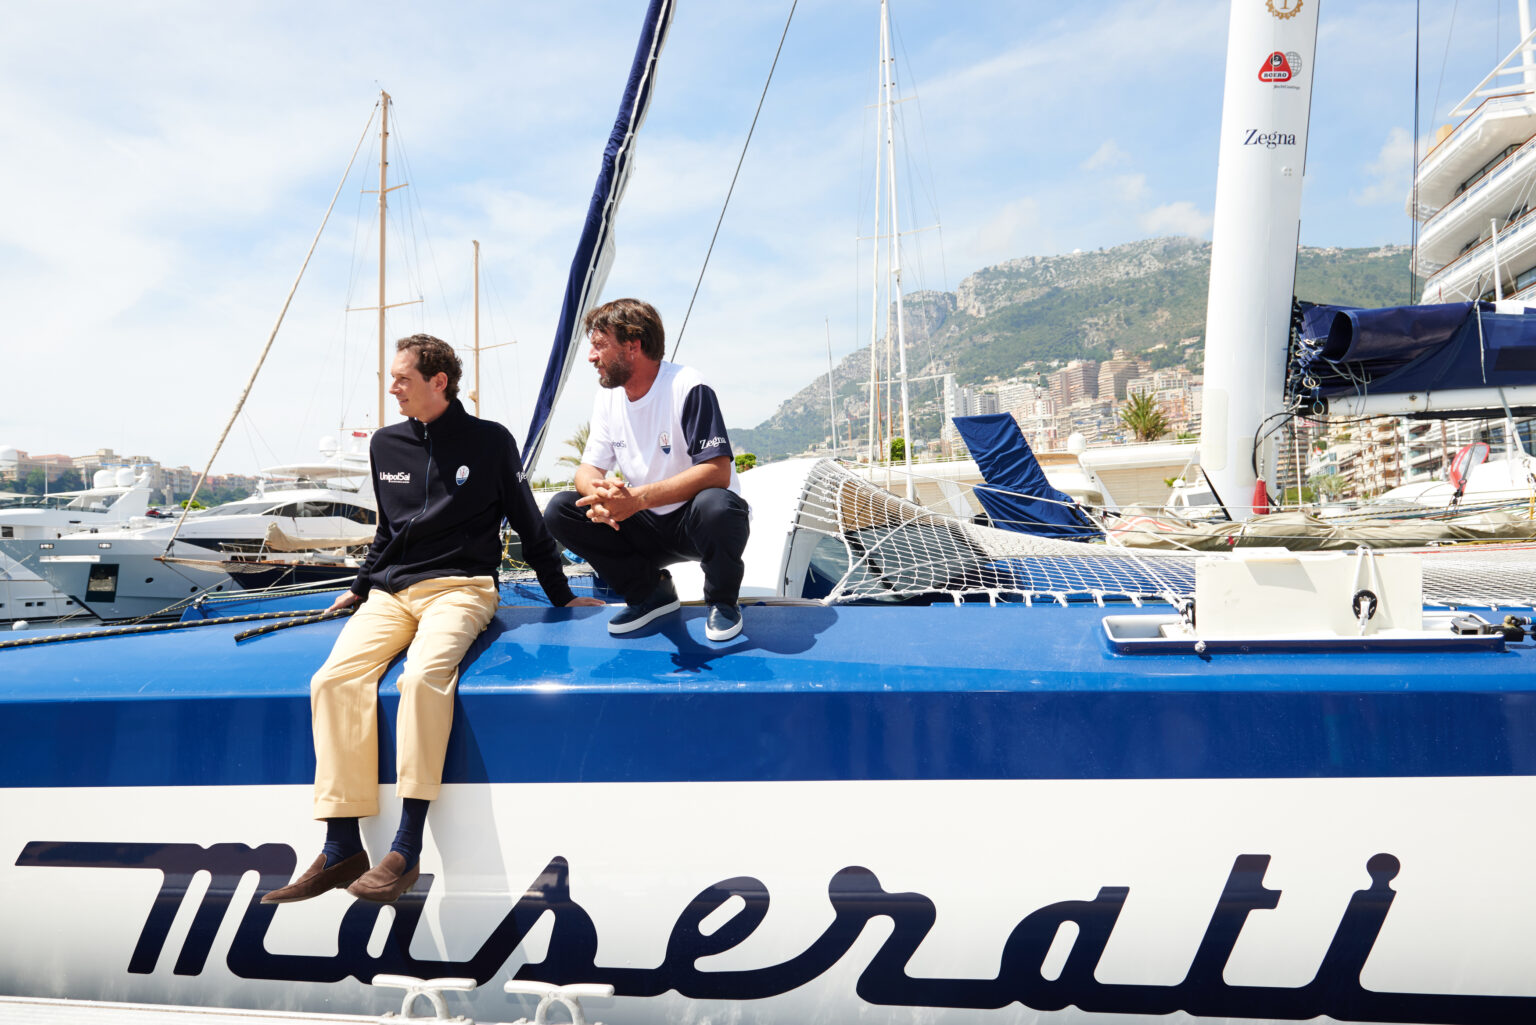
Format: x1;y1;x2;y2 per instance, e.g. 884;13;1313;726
794;460;1536;610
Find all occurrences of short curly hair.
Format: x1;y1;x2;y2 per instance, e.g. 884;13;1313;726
584;298;665;362
396;334;462;400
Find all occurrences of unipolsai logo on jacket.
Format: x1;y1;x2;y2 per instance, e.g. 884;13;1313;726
378;471;411;484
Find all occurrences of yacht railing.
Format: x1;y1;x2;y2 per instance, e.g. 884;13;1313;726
1420;201;1536;296
1417;131;1536;239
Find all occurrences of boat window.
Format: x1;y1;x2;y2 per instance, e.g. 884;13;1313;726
337;503;376;524
272;501;334;518
1454;142;1520;197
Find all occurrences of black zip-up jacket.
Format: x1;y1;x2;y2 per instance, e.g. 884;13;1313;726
351;398;575;606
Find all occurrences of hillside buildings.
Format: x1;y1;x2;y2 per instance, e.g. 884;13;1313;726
937;353;1204;457
0;445;258;504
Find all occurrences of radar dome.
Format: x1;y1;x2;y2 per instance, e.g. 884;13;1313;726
93;469;116;488
115;467;137;487
1067;432;1087;455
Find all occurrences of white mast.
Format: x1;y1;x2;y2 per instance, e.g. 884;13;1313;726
867;23;883;468
472;239;482;416
1198;0;1320;518
377;91;390;429
879;0;915;498
826;317;838;459
1522;0;1536;89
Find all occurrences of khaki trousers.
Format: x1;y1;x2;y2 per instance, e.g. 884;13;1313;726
310;576;499;819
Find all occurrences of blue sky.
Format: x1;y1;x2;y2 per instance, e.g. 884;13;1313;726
0;0;1519;476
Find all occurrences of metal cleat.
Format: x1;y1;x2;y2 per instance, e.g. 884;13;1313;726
372;974;478;1024
501;980;616;1025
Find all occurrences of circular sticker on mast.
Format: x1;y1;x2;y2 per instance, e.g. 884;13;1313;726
1259;50;1302;83
1266;0;1303;19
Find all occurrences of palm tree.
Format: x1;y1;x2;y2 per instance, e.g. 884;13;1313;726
558;423;590;469
1118;391;1169;443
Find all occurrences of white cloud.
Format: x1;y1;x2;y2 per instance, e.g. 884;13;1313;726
1082;140;1128;170
1113;173;1149;203
1353;126;1414;206
1139;201;1213;237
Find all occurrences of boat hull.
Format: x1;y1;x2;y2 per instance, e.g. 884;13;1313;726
3;603;1536;1023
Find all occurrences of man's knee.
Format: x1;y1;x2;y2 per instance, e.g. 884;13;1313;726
691;487;747;520
543;490;582;540
689;489;750;541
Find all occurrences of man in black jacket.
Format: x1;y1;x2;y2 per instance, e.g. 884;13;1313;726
262;334;601;906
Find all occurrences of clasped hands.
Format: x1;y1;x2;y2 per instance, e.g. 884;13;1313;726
576;477;644;530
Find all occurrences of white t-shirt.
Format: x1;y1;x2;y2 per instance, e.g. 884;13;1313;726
582;362;742;515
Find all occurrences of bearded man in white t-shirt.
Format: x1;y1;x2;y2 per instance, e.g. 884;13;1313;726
544;298;752;641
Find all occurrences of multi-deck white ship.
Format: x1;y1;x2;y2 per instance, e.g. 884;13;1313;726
1412;3;1536;303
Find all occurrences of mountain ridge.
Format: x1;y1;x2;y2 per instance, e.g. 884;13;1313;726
733;236;1412;460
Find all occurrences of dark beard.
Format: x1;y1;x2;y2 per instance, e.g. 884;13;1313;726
598;356;632;389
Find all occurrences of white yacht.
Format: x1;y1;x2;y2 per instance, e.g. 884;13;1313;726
0;469;153;622
0;459;376;621
1412;3;1536;303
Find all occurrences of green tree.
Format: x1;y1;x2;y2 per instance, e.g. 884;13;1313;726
1118;391;1169;442
734;452;757;472
558;423;590;469
1308;472;1346;501
889;437;906;462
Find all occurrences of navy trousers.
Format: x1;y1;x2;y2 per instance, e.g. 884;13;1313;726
544;487;750;606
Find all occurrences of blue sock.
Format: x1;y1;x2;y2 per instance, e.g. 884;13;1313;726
389;798;429;869
321;817;362;868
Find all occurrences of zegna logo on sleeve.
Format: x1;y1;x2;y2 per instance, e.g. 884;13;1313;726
378;471;412;484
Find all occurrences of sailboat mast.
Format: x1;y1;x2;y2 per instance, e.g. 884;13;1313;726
881;0;914;498
473;239;482;416
377;91;391;429
867;23;884;468
1198;2;1318;517
826;317;838;459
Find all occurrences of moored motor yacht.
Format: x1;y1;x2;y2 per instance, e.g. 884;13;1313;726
0;469;153;622
0;459;375;621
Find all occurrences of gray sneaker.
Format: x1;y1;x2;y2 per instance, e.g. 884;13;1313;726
608;572;680;635
705;603;742;641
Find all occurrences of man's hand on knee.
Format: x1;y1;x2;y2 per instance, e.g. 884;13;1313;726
328;590;363;613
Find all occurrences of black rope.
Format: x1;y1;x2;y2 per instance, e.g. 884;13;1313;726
0;608;342;651
235;608;353;643
669;0;798;362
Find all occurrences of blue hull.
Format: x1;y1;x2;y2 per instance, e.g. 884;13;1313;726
5;595;1536;1024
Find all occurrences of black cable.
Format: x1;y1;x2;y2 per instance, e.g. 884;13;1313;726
669;0;798;362
0;608;344;651
1410;0;1422;303
235;608;353;643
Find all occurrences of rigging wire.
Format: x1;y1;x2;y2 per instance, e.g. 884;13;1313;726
164;103;378;553
1411;0;1422;303
670;0;798;362
390;109;461;347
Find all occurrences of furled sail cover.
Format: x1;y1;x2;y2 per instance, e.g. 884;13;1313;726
1289;300;1536;412
522;0;675;466
952;414;1102;540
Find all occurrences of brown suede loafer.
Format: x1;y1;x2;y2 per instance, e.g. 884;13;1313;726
260;851;368;904
346;851;420;903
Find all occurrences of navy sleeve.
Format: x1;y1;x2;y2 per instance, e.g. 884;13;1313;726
498;428;577;607
680;384;733;464
350;448;394;598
